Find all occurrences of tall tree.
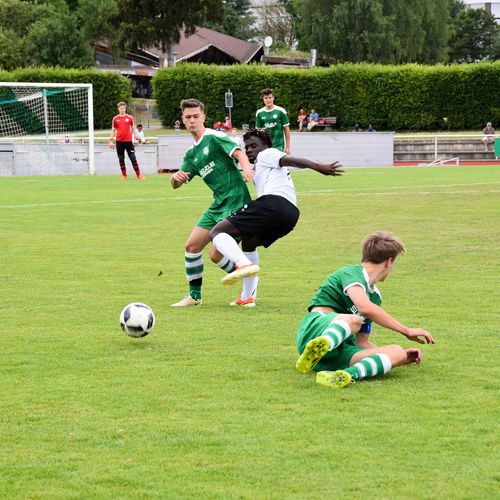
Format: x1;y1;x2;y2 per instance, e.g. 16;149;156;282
23;13;94;67
203;0;256;40
295;0;392;63
77;0;119;44
294;0;450;64
115;0;223;64
259;0;297;49
0;0;93;69
448;6;500;62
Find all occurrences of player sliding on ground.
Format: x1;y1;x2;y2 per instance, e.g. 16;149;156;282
170;99;254;307
295;231;435;389
209;129;343;307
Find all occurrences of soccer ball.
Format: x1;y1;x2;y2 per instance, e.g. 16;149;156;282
119;303;155;338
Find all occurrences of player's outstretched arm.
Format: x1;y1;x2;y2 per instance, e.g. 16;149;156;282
346;285;435;344
280;156;344;176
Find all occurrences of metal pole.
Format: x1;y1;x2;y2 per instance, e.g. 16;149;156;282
87;84;95;175
434;135;438;161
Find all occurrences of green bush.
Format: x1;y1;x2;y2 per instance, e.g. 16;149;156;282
0;67;131;129
153;62;500;131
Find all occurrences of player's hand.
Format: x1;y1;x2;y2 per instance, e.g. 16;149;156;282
285;146;291;155
172;170;190;184
404;348;422;364
242;167;254;182
404;328;435;344
108;140;114;149
317;161;344;176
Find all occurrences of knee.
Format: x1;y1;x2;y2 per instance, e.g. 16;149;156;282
336;314;363;333
185;241;203;253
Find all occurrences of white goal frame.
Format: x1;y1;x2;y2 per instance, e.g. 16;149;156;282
0;82;95;175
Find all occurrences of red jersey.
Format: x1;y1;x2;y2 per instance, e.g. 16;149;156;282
112;114;134;142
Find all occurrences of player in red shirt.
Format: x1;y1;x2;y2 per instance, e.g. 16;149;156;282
109;102;145;180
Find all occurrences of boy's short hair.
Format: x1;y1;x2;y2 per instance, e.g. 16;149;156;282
181;99;205;113
137;124;143;128
261;88;274;97
243;128;272;148
117;102;127;107
361;231;406;264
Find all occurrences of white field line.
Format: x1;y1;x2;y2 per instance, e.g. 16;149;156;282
0;182;499;209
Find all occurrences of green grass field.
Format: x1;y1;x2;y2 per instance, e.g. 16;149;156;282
1;166;499;498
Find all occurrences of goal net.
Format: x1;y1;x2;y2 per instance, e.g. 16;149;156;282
0;82;94;176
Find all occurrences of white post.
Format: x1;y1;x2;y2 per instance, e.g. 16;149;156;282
87;84;95;175
434;135;438;160
42;89;49;147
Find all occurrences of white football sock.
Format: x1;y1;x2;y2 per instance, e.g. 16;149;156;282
241;250;260;299
213;233;250;268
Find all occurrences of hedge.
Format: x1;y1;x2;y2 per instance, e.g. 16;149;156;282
0;67;131;129
152;62;500;131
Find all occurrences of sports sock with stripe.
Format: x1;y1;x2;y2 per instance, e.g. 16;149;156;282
345;353;392;380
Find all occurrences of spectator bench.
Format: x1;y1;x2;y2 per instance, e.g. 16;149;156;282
316;117;337;130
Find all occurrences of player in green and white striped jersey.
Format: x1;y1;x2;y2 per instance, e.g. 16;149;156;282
255;88;291;153
295;232;435;389
170;99;255;307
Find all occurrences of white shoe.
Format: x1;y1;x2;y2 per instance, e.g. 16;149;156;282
222;264;259;285
171;296;202;307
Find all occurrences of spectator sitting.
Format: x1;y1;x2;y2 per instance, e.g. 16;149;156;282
134;124;148;144
306;109;319;131
213;120;223;131
353;123;363;132
174;120;181;134
297;108;308;132
222;116;233;131
482;122;495;151
365;123;376;132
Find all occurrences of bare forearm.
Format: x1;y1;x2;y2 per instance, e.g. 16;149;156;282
361;304;408;336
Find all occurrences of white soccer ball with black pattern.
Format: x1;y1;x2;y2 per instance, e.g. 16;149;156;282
119;303;155;338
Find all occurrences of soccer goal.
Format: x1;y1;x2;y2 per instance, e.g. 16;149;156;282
0;82;94;176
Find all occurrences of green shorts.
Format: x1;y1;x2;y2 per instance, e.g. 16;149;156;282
196;206;239;230
295;311;364;372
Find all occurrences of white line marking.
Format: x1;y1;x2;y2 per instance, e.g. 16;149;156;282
0;182;498;209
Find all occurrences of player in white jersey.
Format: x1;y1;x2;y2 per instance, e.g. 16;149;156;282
209;129;343;307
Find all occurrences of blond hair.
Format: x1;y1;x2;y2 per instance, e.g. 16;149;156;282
361;231;406;264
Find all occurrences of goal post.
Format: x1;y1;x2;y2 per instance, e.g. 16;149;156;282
0;82;94;176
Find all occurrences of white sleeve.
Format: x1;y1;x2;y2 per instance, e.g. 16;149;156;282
255;148;286;169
